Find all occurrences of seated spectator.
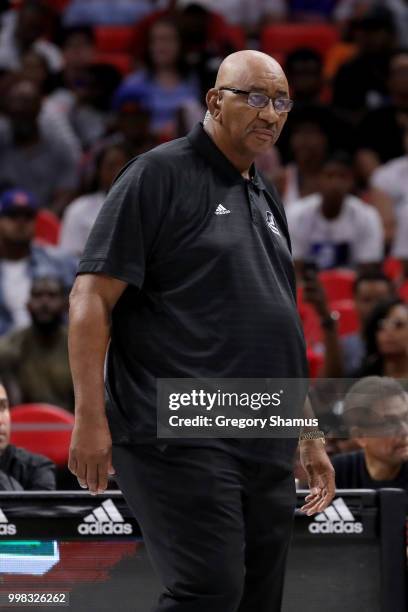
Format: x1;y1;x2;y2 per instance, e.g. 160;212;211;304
332;376;408;493
0;382;56;490
0;0;63;73
60;144;131;256
355;50;408;182
110;93;158;156
285;49;324;106
47;63;122;152
287;152;384;274
0;276;74;412
391;202;408;279
332;6;396;121
18;50;81;161
0;188;77;335
354;298;408;378
63;0;167;26
0;79;79;214
279;107;331;207
114;17;201;139
303;270;395;377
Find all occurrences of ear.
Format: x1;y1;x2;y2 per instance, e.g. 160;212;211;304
206;88;222;123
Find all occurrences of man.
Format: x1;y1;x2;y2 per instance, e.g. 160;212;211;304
287;151;384;274
0;276;74;411
0;187;77;335
332;376;408;493
0;382;56;490
68;50;335;612
0;79;79;215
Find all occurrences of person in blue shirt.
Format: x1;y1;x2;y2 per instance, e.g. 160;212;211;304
113;17;202;138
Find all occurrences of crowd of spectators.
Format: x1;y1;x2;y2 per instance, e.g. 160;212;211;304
0;0;407;495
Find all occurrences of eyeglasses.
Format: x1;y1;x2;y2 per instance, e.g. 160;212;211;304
219;87;294;113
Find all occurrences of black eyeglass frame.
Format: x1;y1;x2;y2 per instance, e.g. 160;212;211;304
219;87;294;113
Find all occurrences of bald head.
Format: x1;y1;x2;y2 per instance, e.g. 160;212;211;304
205;50;291;167
215;50;287;90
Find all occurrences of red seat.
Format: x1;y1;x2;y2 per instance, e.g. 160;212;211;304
226;25;246;50
95;52;133;75
261;24;340;60
319;269;356;303
383;256;402;281
307;348;324;379
298;302;323;348
35;209;61;246
95;26;135;53
10;404;74;467
330;300;360;336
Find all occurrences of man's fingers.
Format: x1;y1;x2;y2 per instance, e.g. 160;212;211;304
76;462;88;489
86;463;99;496
97;462;109;494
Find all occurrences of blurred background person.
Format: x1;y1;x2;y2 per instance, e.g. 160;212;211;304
0;0;62;73
354;298;408;378
0;381;56;490
0;79;79;214
0;188;77;336
60;143;131;257
287;151;384;274
331;376;408;493
0;275;73;412
114;16;202;140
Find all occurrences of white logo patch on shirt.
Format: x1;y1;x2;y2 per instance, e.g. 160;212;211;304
266;210;280;235
215;204;230;215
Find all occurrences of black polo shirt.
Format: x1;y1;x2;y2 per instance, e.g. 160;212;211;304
78;122;308;467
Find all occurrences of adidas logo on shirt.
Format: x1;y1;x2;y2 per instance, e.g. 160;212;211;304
77;499;133;535
308;497;363;534
215;204;230;215
0;506;17;535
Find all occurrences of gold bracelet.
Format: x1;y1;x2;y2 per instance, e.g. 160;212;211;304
299;430;326;443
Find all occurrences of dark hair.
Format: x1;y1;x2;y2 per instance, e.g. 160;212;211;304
353;270;394;295
144;17;189;78
363;297;406;359
285;48;323;74
343;375;406;430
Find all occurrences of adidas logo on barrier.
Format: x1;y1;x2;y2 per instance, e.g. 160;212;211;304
308;497;363;534
215;204;230;215
78;499;133;535
0;506;17;535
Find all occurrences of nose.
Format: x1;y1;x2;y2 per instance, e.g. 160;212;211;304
258;99;280;124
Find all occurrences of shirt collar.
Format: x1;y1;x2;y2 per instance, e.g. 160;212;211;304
187;122;266;190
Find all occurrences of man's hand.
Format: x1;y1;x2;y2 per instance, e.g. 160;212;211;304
68;415;115;495
299;439;335;515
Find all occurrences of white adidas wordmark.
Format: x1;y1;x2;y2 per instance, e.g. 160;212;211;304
308;497;363;534
215;204;230;215
78;499;133;535
0;506;17;535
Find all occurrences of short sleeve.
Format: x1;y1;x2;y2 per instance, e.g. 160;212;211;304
77;156;168;288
